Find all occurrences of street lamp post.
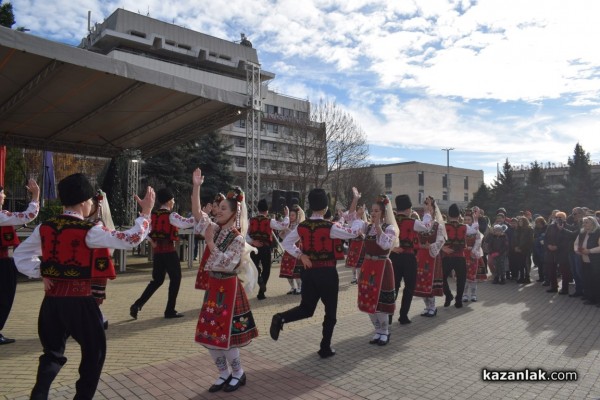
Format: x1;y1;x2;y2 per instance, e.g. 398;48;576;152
442;148;454;203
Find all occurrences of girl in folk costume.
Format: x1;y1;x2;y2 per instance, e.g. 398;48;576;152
89;189;117;330
463;209;485;302
191;169;258;393
350;192;399;346
413;196;447;317
195;193;225;291
345;204;369;284
279;203;305;294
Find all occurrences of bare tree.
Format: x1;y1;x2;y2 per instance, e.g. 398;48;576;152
336;166;385;211
311;100;369;209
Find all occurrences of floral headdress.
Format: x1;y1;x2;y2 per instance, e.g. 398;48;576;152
226;187;244;230
376;193;390;206
214;193;226;203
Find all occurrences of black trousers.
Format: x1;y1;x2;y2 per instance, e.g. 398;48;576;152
389;252;417;320
31;296;106;400
279;267;338;351
0;258;17;331
134;251;181;314
442;256;467;303
251;246;272;294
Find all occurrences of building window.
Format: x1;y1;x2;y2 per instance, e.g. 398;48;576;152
237;119;246;128
464;176;469;190
464;193;469;202
235;157;246;168
287;144;293;154
286;163;294;172
443;175;448;188
271;143;278;153
385;173;392;188
443;191;448;201
265;104;278;115
418;190;424;204
418;172;424;186
234;137;245;147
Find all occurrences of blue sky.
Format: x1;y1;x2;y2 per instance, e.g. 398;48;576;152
10;0;600;184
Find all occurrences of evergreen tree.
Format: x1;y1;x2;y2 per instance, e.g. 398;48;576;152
490;158;522;215
522;161;554;216
141;131;233;212
469;182;492;211
101;156;128;226
561;143;598;209
0;1;15;28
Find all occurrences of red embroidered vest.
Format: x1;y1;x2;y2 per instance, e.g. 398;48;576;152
0;226;19;258
149;209;178;241
417;222;439;246
297;219;343;267
363;223;391;258
395;214;417;249
40;215;115;281
444;221;467;257
249;215;273;244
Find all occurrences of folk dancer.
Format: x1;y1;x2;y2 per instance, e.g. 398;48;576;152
270;188;360;358
413;196;447;317
441;204;480;308
130;188;196;319
345;204;369;284
0;179;39;344
350;193;398;345
279;203;305;295
247;198;289;299
14;173;154;400
195;193;225;291
191;169;258;393
390;194;434;325
463;209;485;302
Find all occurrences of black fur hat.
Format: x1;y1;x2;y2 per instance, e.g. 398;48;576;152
395;194;412;211
448;203;460;218
257;199;269;212
58;173;95;206
156;188;174;205
308;188;328;211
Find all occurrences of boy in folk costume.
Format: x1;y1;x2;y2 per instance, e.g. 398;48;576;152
348;192;398;345
191;169;258;393
462;209;485;302
14;173;154;400
130;188;196;320
441;204;480;308
390;194;434;325
247;198;289;300
278;202;305;294
0;179;39;345
270;188;360;358
413;196;447;317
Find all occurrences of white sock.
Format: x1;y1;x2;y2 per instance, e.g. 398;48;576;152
208;349;230;382
225;348;244;379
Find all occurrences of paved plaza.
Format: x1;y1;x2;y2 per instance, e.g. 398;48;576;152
2;255;600;400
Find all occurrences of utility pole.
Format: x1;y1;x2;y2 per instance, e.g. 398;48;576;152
442;148;454;203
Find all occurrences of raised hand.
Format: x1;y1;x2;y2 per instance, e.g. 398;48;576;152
352;187;361;199
26;179;40;202
135;186;155;216
192;168;205;186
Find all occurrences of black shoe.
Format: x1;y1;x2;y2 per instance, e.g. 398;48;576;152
570;292;583;298
542;282;550;287
524;278;531;284
208;375;232;393
546;288;558;293
377;334;390;346
444;296;454;307
257;292;266;300
369;334;381;344
223;373;246;392
0;334;15;345
558;290;569;295
536;278;544;282
270;314;284;341
517;278;525;283
129;304;140;320
455;301;463;309
317;348;336;358
399;317;411;325
165;312;184;319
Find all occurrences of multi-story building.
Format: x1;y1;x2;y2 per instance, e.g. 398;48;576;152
511;163;600;190
372;162;484;210
80;8;324;203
